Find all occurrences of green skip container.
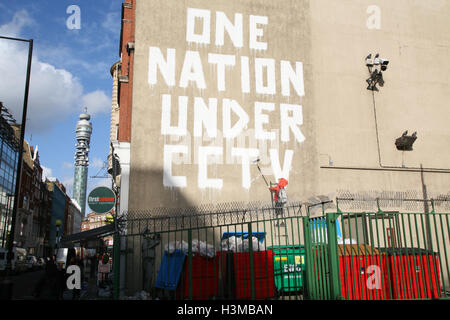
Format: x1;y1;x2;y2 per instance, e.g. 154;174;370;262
268;245;305;294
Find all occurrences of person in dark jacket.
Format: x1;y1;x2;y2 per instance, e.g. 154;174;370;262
55;261;66;300
45;256;59;299
33;256;56;298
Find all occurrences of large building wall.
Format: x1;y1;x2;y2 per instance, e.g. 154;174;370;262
128;0;450;211
122;0;450;295
129;0;317;211
48;183;66;248
310;0;450;209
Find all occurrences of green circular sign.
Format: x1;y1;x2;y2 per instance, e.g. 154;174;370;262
88;186;116;214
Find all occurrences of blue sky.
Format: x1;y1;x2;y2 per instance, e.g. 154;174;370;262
0;0;123;214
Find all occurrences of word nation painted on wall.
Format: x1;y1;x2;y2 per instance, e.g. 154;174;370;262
149;8;306;190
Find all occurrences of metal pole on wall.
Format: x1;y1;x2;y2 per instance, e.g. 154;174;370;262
0;36;33;300
112;188;120;300
111;143;121;300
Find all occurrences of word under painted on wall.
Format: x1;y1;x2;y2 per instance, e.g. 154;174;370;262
148;8;306;190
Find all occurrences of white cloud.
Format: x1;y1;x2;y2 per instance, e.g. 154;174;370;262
81;90;111;115
0;10;111;133
102;12;121;35
0;9;33;35
42;165;53;181
62;176;74;197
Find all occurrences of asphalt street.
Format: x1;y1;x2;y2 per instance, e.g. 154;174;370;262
10;269;45;299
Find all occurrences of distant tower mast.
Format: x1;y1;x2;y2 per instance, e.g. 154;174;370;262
73;108;92;216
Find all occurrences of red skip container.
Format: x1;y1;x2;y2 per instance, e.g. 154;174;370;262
338;245;390;300
180;254;220;300
232;250;276;299
384;248;441;299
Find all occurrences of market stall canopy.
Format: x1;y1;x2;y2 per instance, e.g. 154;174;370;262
60;224;115;247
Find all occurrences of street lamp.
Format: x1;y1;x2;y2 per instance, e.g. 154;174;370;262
0;35;33;300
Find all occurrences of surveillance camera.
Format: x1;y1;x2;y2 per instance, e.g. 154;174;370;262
365;58;374;67
380;59;389;65
373;57;381;65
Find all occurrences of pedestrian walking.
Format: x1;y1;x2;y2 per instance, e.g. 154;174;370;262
33;256;56;299
55;260;66;300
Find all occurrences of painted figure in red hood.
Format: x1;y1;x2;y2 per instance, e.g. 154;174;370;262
269;178;288;203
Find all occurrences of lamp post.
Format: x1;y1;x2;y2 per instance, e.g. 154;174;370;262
110;143;121;300
0;36;33;300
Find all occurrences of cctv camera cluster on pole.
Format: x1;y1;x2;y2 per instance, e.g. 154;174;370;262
365;53;389;91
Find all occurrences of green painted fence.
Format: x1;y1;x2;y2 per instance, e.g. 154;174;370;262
114;200;450;300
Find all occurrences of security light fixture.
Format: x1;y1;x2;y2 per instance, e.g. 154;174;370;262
395;131;417;151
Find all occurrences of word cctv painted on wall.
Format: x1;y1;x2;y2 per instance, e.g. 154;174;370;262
149;8;305;190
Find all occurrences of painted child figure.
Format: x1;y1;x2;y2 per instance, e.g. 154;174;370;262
269;178;288;215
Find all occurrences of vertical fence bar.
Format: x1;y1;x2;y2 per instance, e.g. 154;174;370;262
341;212;349;300
438;212;450;295
418;212;430;298
348;213;357;300
327;213;341;299
317;218;326;299
302;217;314;299
296;215;303;300
380;211;393;299
188;229;192;300
248;222;255;300
430;208;442;298
366;213;377;300
400;212;413;299
113;231;120;300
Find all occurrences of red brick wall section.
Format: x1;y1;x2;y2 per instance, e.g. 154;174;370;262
118;0;135;143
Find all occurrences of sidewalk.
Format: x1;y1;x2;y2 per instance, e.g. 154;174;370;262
78;273;113;300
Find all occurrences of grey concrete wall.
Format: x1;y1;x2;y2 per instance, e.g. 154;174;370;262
129;0;316;211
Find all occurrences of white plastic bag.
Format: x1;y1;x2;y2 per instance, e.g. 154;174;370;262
164;240;189;254
191;239;215;258
221;236;243;252
165;239;215;257
242;236;264;252
221;236;264;252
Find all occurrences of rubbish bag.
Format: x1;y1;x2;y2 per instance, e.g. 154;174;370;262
221;236;243;252
165;240;215;258
221;236;265;252
242;236;264;252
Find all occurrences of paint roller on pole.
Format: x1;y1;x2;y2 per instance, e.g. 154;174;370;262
252;158;276;207
252;158;269;186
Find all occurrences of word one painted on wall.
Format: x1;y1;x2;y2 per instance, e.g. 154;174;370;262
149;8;306;190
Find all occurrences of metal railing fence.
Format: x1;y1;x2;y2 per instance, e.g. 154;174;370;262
115;199;450;300
120;202;306;300
304;198;450;300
